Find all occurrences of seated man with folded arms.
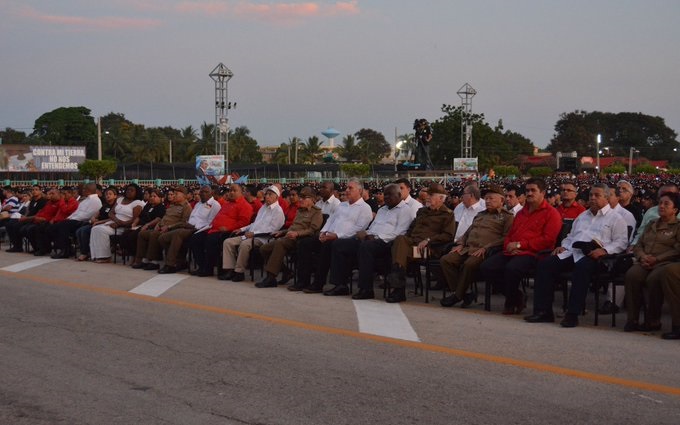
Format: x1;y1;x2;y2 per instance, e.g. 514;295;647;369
296;178;373;294
258;187;323;290
524;184;629;328
131;186;192;271
453;182;485;245
219;186;285;283
156;185;221;274
325;183;413;299
387;183;457;303
440;184;514;307
6;186;47;253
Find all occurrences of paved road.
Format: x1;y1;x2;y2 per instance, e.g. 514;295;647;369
1;252;679;424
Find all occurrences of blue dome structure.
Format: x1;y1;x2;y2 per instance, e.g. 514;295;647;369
321;127;341;148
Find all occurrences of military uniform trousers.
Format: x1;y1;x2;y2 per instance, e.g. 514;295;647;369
223;236;263;273
296;237;334;289
260;237;297;276
661;263;680;326
158;228;194;267
624;263;668;325
135;229;164;263
439;251;485;299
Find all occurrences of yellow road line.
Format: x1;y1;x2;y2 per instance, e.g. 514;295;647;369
4;269;680;398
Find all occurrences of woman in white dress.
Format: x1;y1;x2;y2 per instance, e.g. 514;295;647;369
90;184;144;263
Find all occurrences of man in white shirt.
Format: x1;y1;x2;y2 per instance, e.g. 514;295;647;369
453;183;485;243
395;178;422;219
219;186;285;282
315;181;341;216
504;184;524;216
525;184;628;328
325;184;413;299
298;178;373;294
157;185;221;274
50;183;102;258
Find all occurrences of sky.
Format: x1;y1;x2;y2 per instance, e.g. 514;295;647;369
1;0;680;150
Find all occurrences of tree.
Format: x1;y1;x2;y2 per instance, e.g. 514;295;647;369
0;127;27;144
300;136;324;164
335;134;359;162
194;121;216;156
32;106;97;158
272;142;292;164
547;110;679;161
228;126;262;163
78;159;117;181
354;128;390;164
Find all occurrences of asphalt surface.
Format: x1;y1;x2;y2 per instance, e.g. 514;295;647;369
1;251;680;425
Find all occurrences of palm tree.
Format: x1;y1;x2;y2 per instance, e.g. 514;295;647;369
194;121;215;155
300;136;324;164
272;142;291;164
288;137;303;164
335;134;358;162
181;125;198;140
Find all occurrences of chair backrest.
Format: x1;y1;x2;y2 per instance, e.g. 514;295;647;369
557;218;574;247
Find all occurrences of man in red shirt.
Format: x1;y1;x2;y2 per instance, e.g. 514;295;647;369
190;183;252;277
480;178;562;314
283;188;299;228
555;182;585;219
27;188;62;256
243;185;262;222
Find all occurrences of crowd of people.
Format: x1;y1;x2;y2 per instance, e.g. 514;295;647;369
2;173;680;340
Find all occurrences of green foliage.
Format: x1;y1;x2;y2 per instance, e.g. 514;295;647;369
633;163;659;175
494;165;520;177
228;126;262;163
666;168;680;175
602;163;626;174
547;110;679;161
32;106;97;157
0;127;27;144
78;159;117;180
429;105;534;171
354;128;391;164
340;163;371;177
272;142;291;164
335;135;359;162
527;166;553;177
300;136;324;164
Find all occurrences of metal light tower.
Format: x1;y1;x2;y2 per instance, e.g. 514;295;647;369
457;83;476;158
209;63;234;174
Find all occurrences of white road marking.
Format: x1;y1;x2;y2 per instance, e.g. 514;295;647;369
353;300;420;342
129;275;187;297
2;258;62;272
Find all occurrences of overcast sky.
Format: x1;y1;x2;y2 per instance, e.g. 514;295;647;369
2;0;679;150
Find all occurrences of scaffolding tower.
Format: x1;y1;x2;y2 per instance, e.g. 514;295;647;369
457;83;476;158
209;63;234;174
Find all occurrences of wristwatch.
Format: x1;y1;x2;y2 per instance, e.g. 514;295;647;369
516;242;521;249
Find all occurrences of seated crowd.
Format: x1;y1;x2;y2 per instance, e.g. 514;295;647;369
3;175;680;340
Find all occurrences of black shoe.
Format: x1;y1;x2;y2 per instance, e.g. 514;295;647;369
6;247;23;253
385;288;406;303
33;250;48;256
352;289;375;300
255;276;278;288
639;322;662;332
194;270;213;277
278;270;294;286
287;282;305;292
302;285;324;294
218;270;234;281
661;326;680;340
231;272;245;282
623;322;641;332
598;301;620;314
440;294;462;307
143;263;160;271
461;292;475;308
524;312;555;323
131;263;145;269
560;313;579;328
158;265;178;274
323;285;350;296
50;250;68;259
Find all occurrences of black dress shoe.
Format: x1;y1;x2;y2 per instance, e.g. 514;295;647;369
302;285;324;294
33;250;48;256
524;312;555;323
143;263;160;271
352;289;375;300
131;263;145;269
560;313;579;328
278;270;294;286
50;252;69;259
639;322;662;332
194;270;213;277
385;288;406;303
255;276;278;288
661;326;680;340
218;270;234;281
287;283;305;291
231;272;245;282
623;322;641;332
323;285;350;296
6;247;23;253
440;294;462;307
158;265;178;274
598;301;620;314
461;292;475;308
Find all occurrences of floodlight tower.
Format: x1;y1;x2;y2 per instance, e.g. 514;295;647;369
457;83;476;158
209;63;234;173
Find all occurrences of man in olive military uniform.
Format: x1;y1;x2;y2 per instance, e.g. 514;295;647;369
440;184;514;307
387;183;456;303
257;186;324;289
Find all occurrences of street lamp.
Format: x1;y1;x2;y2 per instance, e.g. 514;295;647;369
628;147;639;175
596;134;601;176
394;140;404;171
